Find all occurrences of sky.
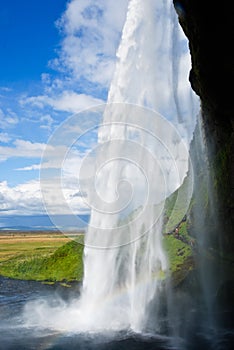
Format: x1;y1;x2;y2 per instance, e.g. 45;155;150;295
0;0;129;218
0;0;198;225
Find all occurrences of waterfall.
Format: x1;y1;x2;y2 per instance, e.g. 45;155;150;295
28;0;200;336
188;114;223;336
77;0;200;332
16;2;234;347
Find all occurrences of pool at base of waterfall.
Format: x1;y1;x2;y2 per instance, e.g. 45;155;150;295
0;277;233;350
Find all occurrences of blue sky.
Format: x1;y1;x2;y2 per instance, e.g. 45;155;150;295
0;0;129;217
0;0;66;84
0;0;198;223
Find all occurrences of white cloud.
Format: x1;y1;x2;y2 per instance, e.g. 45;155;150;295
51;0;128;87
0;138;79;172
15;158;65;171
0;139;47;162
14;137;95;172
0;87;12;92
0;133;11;143
0;178;89;215
14;0;128;131
21;91;104;113
49;91;104;113
40;114;54;130
0;108;19;129
0;180;43;215
16;164;41;171
41;73;51;85
0;0;131;217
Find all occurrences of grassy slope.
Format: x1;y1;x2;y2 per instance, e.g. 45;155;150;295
163;174;193;232
0;228;194;286
163;222;195;286
161;175;195;285
0;234;84;282
0;176;195;284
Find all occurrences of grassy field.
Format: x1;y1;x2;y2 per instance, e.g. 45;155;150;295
0;231;84;283
0;225;194;287
0;232;69;261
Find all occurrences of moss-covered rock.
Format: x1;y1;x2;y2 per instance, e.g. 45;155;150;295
163;218;195;287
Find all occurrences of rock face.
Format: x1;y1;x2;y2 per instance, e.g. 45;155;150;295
173;0;234;251
173;1;233;117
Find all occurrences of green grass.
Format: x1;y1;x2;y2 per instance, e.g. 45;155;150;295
0;233;84;282
0;177;196;286
164;175;193;232
0;229;195;287
0;239;84;282
163;235;192;273
0;234;69;262
163;221;195;287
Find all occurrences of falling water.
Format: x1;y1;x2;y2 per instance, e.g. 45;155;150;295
77;0;199;333
188;113;223;338
24;0;200;337
2;2;232;348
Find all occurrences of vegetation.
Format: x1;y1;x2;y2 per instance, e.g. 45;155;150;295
163;220;195;286
0;233;69;259
0;224;195;288
164;174;193;232
0;233;84;283
0;179;196;286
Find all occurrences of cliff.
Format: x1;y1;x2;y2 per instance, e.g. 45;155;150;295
173;0;234;251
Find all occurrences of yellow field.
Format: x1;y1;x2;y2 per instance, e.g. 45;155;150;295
0;231;77;262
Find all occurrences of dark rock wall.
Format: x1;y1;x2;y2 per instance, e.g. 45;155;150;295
173;1;234;117
173;0;234;251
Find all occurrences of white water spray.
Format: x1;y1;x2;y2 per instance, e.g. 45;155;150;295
77;0;199;332
29;0;199;334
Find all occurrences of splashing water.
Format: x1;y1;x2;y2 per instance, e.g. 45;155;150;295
27;0;199;334
77;0;199;333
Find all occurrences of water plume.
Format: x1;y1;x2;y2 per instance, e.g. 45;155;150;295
77;0;199;333
28;0;199;335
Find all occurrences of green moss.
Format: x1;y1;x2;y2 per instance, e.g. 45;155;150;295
163;235;192;272
163;234;194;286
164;175;192;232
178;222;192;242
162;218;195;287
